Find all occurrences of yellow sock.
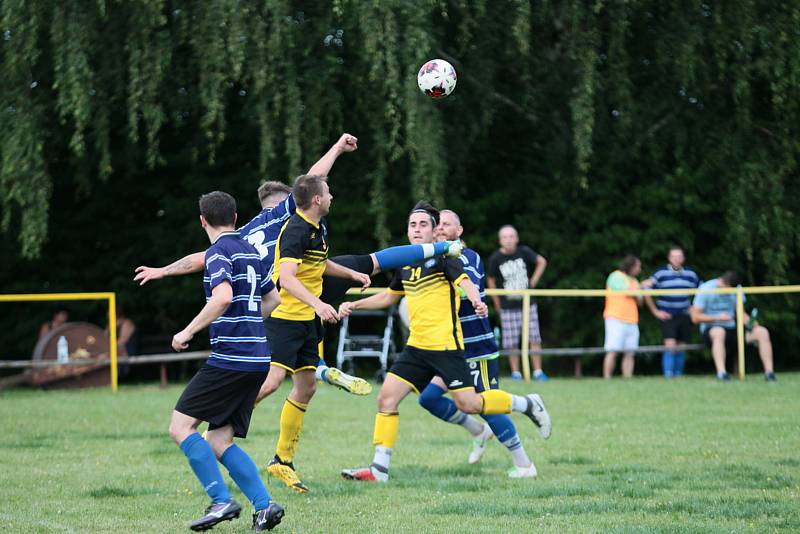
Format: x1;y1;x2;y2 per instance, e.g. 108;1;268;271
275;398;308;462
479;390;513;414
372;412;399;448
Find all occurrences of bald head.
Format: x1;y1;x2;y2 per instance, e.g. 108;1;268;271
437;209;463;241
498;225;519;253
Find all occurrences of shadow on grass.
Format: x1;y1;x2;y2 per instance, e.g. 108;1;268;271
0;436;55;450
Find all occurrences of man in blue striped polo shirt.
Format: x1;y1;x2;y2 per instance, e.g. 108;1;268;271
168;191;284;532
643;246;700;378
417;209;549;478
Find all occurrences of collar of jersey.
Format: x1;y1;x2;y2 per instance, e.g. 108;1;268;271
212;230;239;244
296;209;320;229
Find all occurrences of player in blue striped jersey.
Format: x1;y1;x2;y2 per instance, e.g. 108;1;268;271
642;246;701;377
168;191;283;532
135;133;461;398
416;209;547;478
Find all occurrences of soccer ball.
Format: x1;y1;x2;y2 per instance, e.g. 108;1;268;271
417;59;457;98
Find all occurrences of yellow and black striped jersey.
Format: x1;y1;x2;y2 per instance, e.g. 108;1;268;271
271;211;328;321
388;257;468;351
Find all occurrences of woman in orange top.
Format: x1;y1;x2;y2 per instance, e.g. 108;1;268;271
602;255;642;378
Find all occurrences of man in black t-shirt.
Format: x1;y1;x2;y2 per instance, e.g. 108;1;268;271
487;225;549;381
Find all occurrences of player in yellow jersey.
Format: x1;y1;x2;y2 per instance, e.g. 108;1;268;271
339;201;551;482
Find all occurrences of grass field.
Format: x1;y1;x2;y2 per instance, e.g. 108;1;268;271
2;374;799;533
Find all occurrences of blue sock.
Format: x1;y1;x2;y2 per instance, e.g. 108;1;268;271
179;433;230;504
662;351;675;377
418;383;458;421
316;358;329;382
674;351;686;376
482;414;516;442
374;243;449;271
219;445;271;510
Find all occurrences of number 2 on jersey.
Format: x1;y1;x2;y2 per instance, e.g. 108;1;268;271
246;265;258;311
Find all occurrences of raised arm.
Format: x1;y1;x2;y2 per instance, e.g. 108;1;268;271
306;133;358;177
134;252;205;286
172;281;233;351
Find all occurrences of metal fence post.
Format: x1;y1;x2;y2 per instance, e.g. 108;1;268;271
521;292;531;382
735;286;745;381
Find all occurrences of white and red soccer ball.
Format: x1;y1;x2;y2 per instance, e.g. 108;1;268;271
417;59;457;98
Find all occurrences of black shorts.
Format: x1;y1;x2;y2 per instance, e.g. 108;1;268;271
264;316;322;373
320;254;374;306
466;358;500;393
661;313;693;342
174;364;267;438
389;346;472;394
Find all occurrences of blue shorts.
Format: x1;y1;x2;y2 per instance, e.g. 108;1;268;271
466;358;500;393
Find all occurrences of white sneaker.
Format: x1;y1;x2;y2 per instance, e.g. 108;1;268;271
508;463;538;479
524;393;552;439
468;424;494;464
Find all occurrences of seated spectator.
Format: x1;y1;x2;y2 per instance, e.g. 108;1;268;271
39;309;68;339
603;255;642;379
690;271;776;381
106;306;138;357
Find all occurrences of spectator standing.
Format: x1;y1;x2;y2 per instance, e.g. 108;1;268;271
690;271;776;381
644;246;701;378
603;255;642;379
487;225;549;381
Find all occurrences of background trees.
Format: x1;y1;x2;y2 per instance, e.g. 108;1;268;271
2;1;797;369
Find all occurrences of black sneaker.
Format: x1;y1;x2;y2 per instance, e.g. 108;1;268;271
252;502;285;532
765;372;777;382
189;500;241;531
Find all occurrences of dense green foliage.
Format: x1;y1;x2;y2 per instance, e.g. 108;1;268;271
1;376;799;532
1;2;798;364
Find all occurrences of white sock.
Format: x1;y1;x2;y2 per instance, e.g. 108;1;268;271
502;434;532;468
511;395;529;413
315;364;329;382
447;411;485;437
372;446;393;473
533;369;544;377
421;243;435;258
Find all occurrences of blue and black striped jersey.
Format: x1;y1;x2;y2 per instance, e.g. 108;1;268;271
204;233;274;372
650;265;701;314
458;247;500;362
236;194;296;280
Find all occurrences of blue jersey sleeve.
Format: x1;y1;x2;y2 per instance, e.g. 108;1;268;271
205;250;233;290
270;194;296;221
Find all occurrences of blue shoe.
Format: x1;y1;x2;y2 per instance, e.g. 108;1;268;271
533;371;549;382
717;372;731;381
511;371;523;381
765;372;777;382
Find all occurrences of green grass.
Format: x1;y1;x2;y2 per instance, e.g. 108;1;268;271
2;374;799;533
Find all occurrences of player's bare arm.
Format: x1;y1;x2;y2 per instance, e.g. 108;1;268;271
324;260;371;289
338;290;401;318
458;278;488;316
306;133;358;177
279;261;339;322
172;281;233;351
261;287;281;318
134;251;205;285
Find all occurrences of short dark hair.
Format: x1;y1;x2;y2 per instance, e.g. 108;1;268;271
720;270;741;287
257;180;291;204
619;254;640;275
408;200;439;226
199;191;237;227
293;175;327;210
